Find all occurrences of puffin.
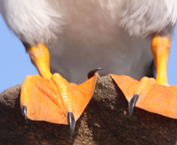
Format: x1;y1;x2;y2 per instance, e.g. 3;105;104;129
0;0;176;136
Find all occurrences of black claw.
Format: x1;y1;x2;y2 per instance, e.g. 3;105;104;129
128;94;139;116
87;68;103;79
67;112;75;138
22;106;28;123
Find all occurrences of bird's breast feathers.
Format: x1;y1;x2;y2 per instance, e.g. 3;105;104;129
0;0;176;45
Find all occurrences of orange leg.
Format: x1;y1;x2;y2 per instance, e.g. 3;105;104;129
109;35;173;117
151;36;171;85
27;44;52;79
128;35;171;114
21;44;98;137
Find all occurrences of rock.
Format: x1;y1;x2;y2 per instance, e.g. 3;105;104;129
0;76;177;145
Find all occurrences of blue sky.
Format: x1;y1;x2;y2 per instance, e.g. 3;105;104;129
0;15;37;93
0;14;177;93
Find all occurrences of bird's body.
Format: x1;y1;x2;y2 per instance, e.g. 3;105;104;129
1;0;177;134
2;0;176;83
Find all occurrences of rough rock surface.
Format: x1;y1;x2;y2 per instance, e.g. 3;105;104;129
0;76;177;145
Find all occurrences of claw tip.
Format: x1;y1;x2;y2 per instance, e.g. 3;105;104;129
22;105;28;123
67;112;75;138
87;68;103;79
128;94;139;116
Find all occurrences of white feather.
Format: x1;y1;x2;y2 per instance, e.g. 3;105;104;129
120;0;177;37
0;0;62;45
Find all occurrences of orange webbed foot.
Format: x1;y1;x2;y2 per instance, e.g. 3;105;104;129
109;74;177;119
21;70;98;137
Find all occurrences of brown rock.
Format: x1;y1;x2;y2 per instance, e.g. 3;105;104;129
0;76;177;145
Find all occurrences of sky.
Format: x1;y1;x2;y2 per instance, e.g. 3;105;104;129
0;14;177;93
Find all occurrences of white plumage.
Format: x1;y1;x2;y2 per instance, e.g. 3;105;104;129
0;0;62;45
0;0;176;83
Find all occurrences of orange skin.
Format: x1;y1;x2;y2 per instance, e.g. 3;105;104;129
109;36;175;119
21;43;98;124
27;44;52;79
21;72;98;124
109;74;177;119
21;35;174;123
151;36;170;85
